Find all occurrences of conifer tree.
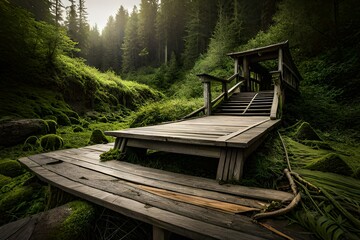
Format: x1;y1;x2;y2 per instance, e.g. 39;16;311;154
77;0;89;57
50;0;63;26
122;7;141;72
66;0;78;43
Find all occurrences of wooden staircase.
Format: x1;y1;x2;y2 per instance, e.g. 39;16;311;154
213;90;274;116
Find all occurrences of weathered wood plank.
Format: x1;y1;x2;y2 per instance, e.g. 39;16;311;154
19;157;278;240
39;150;293;202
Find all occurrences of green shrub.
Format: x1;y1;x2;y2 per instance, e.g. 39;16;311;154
39;134;64;151
56;112;71;126
45;120;57;134
0;160;23;177
130;98;202;127
69;117;81;125
73;126;84;132
89;130;108;144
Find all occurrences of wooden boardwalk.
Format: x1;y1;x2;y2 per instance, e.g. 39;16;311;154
106;116;280;181
19;144;297;240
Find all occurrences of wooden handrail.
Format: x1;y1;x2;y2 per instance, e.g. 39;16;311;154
183;80;244;119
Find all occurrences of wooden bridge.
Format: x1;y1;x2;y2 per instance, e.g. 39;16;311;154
106;41;301;181
18;42;305;239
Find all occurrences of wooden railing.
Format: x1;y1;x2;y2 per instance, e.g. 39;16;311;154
269;71;282;120
183;73;244;119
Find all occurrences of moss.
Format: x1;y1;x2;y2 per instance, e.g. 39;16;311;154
294;122;322;141
0;174;11;188
0;160;23;177
24;135;38;145
44;115;58;122
0;185;33;213
56;201;95;240
301;140;333;150
352;168;360;179
39;134;64;151
56;112;71;126
98;116;108;123
46;120;57;134
69;117;81;125
73;126;84;132
100;148;125;162
305;153;353;176
89;129;108;144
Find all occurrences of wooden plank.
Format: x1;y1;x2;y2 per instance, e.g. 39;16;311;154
233;150;245;181
216;148;227;181
228;149;237;181
136;185;258;214
33;153;269;208
222;149;232;181
20;158;278;240
153;226;167;240
217;119;270;142
41;149;293;202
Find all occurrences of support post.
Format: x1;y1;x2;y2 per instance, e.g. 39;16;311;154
234;58;240;93
222;82;228;100
243;56;250;91
203;80;212;116
153;226;169;240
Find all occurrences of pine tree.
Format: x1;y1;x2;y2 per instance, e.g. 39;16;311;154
122;7;141;72
50;0;63;26
66;0;78;43
77;0;89;57
138;0;158;66
87;25;102;68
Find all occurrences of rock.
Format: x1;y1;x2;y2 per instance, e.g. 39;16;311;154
0;119;48;146
89;129;108;144
294;122;322;141
39;134;64;151
0;160;23;177
23;136;39;151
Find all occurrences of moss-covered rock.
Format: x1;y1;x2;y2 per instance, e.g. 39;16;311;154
81;120;90;128
56;201;95;240
0;119;48;146
0;186;33;213
100;148;125;162
305;153;353;176
44;115;58;122
45;120;57;134
89;129;108;144
0;174;11;188
56;112;71;126
69;117;81;125
294;122;322;141
73;126;84;133
23;135;39;151
98;116;108;123
39;134;64;151
0;160;23;177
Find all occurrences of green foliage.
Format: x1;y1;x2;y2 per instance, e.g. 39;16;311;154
130;98;203;127
56;112;71;126
98;116;108;123
69;117;81;125
0;185;33;213
0;160;23;178
89;129;108;144
45;120;57;134
39;134;64;151
56;201;95;240
100;149;125;162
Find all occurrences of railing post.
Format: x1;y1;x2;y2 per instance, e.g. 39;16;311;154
203;80;212;116
222;82;228;100
243;56;250;91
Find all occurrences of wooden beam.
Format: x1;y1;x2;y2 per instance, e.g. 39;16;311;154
243;57;250;91
153;226;169;240
204;81;212;116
